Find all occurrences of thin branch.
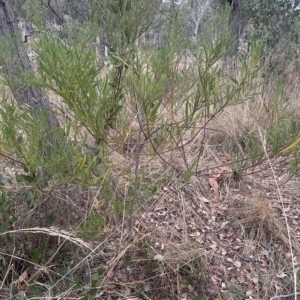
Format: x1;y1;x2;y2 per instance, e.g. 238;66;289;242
46;0;63;24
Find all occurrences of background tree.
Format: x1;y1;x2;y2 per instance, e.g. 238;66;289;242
0;0;62;155
243;0;300;55
182;0;212;37
224;0;300;78
228;0;241;54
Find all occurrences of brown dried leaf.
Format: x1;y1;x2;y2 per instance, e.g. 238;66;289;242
211;275;222;284
233;260;241;268
196;235;204;243
200;196;210;203
276;272;287;278
154;206;166;211
208;177;219;199
13;270;28;284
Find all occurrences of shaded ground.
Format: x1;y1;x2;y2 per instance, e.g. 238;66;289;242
1;151;299;300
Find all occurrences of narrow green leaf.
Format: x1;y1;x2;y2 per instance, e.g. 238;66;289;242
91;273;100;281
124;255;131;267
17;136;23;144
229;76;239;85
127;185;134;198
16;174;35;183
46;215;54;225
126;0;132;11
26;190;34;202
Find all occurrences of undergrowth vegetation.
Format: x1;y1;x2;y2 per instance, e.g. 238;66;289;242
0;0;300;299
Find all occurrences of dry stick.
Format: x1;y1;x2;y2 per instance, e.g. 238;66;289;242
129;85;143;234
270;292;300;300
1;227;92;250
0;247;15;291
141;291;153;300
259;128;297;300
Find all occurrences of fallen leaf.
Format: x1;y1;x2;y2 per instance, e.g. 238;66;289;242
246;290;253;296
13;270;28;284
208;177;219;199
153;254;164;262
251;277;259;284
276;272;287;278
189;231;201;237
154;206;166;211
200;195;210;203
233;260;241;268
196;236;204;243
211;275;222;284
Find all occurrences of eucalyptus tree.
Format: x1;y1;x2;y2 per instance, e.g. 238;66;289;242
228;0;241;53
181;0;212;37
0;0;62;155
243;0;300;52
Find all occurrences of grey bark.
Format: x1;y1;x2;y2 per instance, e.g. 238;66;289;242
229;0;241;54
170;0;176;11
0;0;62;154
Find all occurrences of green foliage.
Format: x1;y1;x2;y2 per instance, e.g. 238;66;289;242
89;269;104;296
0;190;16;232
123;254;131;267
0;0;263;193
76;210;107;240
244;0;300;54
263;81;298;156
0;93;89;183
29;33;112;145
2;1;300;298
92;0;162;48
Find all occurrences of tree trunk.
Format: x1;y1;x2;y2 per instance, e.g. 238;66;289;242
229;0;241;55
0;0;62;154
170;0;176;11
170;0;176;26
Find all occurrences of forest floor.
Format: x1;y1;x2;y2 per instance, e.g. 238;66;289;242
1;133;300;300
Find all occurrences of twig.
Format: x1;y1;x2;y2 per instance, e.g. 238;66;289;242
47;0;63;24
270;292;300;300
0;247;15;290
141;291;153;300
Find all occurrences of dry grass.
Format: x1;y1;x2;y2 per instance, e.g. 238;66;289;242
1;53;300;300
